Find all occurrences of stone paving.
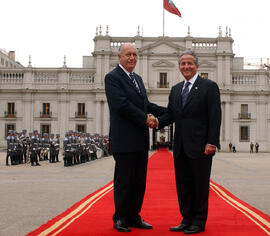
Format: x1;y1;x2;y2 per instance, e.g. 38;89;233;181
0;150;269;236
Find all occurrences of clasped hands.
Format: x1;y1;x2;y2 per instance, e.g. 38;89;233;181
146;114;158;128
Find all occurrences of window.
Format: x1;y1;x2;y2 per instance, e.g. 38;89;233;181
8;103;15;115
240;126;249;142
159;73;168;88
5;124;16;138
241;104;248;115
77;103;85;116
41;124;50;136
239;104;250;119
42;103;50;116
200;73;208;79
77;124;86;133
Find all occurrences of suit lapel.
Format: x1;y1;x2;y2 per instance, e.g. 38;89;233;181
183;76;202;109
177;81;184;109
134;74;145;97
116;65;143;97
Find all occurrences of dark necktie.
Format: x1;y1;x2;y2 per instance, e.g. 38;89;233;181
181;81;191;108
129;72;141;93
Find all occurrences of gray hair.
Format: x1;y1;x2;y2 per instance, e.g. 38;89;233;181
118;42;136;55
178;51;199;65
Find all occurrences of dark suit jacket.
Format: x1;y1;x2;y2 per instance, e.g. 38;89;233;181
159;75;221;159
105;65;166;153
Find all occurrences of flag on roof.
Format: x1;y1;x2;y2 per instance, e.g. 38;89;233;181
164;0;181;18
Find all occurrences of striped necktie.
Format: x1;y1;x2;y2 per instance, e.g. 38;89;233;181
181;81;191;108
129;72;141;93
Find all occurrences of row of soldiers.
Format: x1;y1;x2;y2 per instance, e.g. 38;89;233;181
6;130;60;166
63;130;109;166
6;129;110;167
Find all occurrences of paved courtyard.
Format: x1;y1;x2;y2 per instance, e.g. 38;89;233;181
0;150;269;236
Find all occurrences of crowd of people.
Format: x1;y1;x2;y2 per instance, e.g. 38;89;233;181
5;129;109;167
62;130;109;166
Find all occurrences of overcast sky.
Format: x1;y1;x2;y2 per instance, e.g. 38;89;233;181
1;0;269;67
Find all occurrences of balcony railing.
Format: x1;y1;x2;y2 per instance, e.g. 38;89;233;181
157;82;170;88
238;113;251;119
75;112;87;119
40;112;52;118
4;111;17;118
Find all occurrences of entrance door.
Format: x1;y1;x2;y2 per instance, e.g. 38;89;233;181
152;124;173;150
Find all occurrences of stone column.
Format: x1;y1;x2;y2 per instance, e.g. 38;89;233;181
95;55;103;88
224;101;231;143
221;102;225;141
104;55;110;79
23;93;33;133
103;101;110;135
142;55;148;88
257;99;267;144
95;100;101;134
59;91;69;140
217;55;223;86
225;56;231;86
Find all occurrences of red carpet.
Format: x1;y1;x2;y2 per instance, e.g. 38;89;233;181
28;149;270;236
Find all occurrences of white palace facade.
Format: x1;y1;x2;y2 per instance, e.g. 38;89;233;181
1;27;270;152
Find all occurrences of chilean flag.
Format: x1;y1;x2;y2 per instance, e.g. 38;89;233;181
164;0;181;18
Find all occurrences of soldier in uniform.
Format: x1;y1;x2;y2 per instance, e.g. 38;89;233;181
99;135;109;157
42;133;50;161
63;132;73;166
20;129;29;163
79;133;88;163
90;135;98;160
30;131;41;166
72;131;80;164
84;133;90;162
14;131;22;165
37;133;42;161
6;130;14;165
55;134;60;162
49;133;56;163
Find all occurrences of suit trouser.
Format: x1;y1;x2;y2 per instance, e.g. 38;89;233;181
174;150;213;227
112;151;148;223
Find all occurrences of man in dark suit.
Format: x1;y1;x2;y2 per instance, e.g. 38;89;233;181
150;51;221;234
105;43;166;232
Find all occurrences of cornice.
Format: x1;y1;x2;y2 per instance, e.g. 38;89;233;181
92;51;112;56
152;59;175;68
138;39;186;53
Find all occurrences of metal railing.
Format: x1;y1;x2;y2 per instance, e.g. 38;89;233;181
75;112;87;119
238;113;251;119
4;111;17;118
40;112;52;118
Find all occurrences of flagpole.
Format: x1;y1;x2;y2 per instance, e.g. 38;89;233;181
163;0;165;37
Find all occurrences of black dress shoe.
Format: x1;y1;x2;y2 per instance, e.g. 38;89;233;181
184;225;205;234
113;220;131;232
129;219;152;229
170;223;189;231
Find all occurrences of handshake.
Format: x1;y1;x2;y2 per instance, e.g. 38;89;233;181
146;114;158;128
